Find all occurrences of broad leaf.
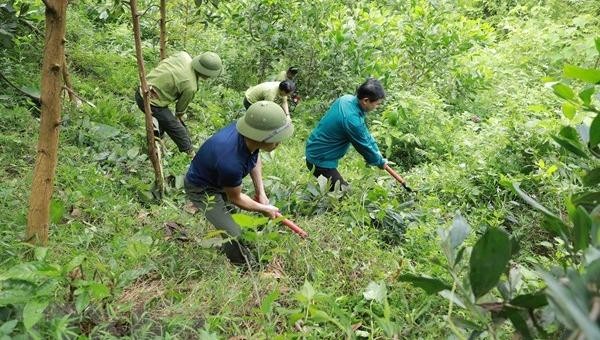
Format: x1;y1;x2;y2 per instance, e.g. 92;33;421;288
589;114;600;147
585;259;600;284
582;168;600;186
563;65;600;84
497;307;533;340
571;206;591;250
596;37;600;54
538;270;600;339
561;102;576;120
510;292;548;309
552;135;588;158
23;299;49;330
231;213;268;228
260;289;279;315
398;274;451;294
363;281;387;303
0;319;18;335
449;214;470;249
559;126;580;142
572;191;600;211
552;83;575;100
579;87;594;106
469;228;511;299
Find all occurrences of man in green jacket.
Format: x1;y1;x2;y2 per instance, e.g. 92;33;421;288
135;51;222;156
305;78;386;190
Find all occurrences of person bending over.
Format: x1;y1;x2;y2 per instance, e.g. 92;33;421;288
184;101;294;267
305;78;387;191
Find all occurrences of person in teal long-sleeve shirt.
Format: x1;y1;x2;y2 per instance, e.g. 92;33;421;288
305;78;386;190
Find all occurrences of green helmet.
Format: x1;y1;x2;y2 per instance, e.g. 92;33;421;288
192;52;222;77
236;101;294;143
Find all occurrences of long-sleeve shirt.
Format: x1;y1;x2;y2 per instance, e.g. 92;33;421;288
305;95;384;169
146;51;198;113
244;82;285;106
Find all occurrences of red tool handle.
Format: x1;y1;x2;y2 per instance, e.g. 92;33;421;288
275;212;308;238
254;196;308;238
384;164;413;192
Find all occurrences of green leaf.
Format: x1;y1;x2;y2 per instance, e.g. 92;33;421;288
296;281;315;303
589;114;600;147
49;199;65;224
559;126;580;141
34;247;48;261
498;307;533;340
579;87;595;105
585;259;600;284
75;290;90;314
87;282;110;300
572;206;591;250
63;255;85;274
0;320;18;335
561;102;576;120
552;135;588;158
398;274;451;294
582;168;600;186
449;214;470;249
510;292;548;309
552;83;575;100
231;213;269;228
23;299;49;330
260;289;279;316
595;37;600;54
538;270;600;339
512;183;560;219
469;228;511;299
309;308;332;323
363;281;387;303
572;191;600;210
563;65;600;84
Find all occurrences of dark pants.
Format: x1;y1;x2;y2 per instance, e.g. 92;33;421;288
135;88;192;153
184;178;257;268
306;161;348;191
243;97;252;110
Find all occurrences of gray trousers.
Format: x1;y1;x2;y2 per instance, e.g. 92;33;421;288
184;178;255;266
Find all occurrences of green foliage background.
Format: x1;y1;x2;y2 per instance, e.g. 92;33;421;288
1;0;599;338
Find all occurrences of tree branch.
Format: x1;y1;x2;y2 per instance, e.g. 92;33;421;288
62;85;96;108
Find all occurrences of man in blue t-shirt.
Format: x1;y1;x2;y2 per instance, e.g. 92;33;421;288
305;78;387;190
185;101;294;267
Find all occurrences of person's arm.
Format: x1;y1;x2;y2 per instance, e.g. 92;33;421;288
249;157;269;204
223;185;279;218
175;86;195;115
346;116;386;168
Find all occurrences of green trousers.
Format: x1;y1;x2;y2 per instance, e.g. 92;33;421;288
184;178;255;266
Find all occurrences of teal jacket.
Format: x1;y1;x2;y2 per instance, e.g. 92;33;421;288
305;95;385;169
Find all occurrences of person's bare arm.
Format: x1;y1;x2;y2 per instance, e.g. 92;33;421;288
223;184;278;218
249;157;269;205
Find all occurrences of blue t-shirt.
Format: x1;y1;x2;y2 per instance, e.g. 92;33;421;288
186;123;259;189
305;95;384;169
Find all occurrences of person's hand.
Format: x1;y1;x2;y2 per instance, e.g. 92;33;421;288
379;158;388;169
261;204;279;219
255;192;269;205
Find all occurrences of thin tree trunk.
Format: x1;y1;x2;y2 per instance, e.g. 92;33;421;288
159;0;166;60
26;0;68;245
62;53;77;103
129;0;164;198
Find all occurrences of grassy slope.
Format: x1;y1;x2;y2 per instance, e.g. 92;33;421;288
1;3;599;339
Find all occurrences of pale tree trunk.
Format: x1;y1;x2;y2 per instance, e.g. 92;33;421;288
159;0;166;60
129;0;164;198
26;0;68;245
